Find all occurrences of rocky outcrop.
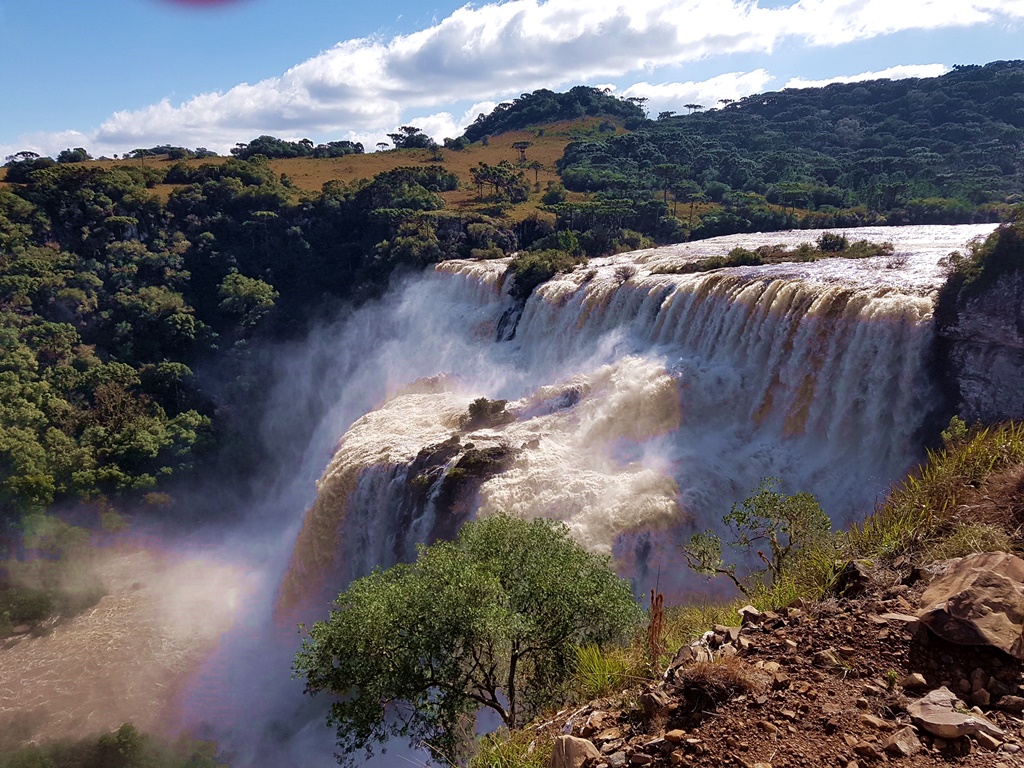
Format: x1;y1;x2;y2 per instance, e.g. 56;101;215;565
536;566;1024;767
918;552;1024;659
549;735;602;768
937;269;1024;423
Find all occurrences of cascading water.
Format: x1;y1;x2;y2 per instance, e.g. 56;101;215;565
278;224;997;613
180;223;997;765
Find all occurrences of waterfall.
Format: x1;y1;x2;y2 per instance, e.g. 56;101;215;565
277;223;998;612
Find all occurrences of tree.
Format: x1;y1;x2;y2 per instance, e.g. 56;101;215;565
293;515;639;766
387;125;434;150
513;140;532;164
56;148;92;165
684;103;705;114
218;273;278;330
680;477;832;599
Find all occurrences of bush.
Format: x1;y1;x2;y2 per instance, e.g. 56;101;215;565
680;477;833;599
816;231;849;252
505;249;586;300
462;397;516;430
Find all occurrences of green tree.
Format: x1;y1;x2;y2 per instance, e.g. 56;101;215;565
387;126;434;150
293;515;639;766
218;273;278;330
680;477;832;598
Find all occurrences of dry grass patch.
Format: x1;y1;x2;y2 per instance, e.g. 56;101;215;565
671;656;761;720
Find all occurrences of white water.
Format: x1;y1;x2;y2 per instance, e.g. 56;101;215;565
182;224;995;765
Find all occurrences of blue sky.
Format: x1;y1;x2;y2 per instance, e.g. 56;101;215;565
2;0;1023;158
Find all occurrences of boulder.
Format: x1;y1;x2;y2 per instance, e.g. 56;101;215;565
882;727;922;757
918;552;1024;659
549;735;601;768
906;687;1004;740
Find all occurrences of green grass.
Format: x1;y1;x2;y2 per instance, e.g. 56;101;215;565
471;728;553;768
847;421;1024;560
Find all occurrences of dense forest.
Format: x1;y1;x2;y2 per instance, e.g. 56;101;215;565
553;61;1024;239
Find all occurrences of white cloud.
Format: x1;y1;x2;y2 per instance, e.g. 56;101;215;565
621;70;775;116
783;64;950;89
3;0;1022;157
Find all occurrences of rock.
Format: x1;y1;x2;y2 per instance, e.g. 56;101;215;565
836;559;872;595
853;741;882;760
639;688;670;722
975;731;1003;751
998;695;1024;714
665;730;686;744
757;720;778;736
882;727;922;757
907;687;1005;740
11;624;30;635
606;753;628;768
900;673;928;690
860;714;895;732
739;605;764;625
972;688;991;707
918;552;1024;659
629;754;653;765
549;736;602;768
971;667;989;693
937;269;1024;423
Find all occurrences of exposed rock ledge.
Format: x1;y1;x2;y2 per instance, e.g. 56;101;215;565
938;270;1024;423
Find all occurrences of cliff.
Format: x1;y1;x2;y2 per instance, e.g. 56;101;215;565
937;220;1024;423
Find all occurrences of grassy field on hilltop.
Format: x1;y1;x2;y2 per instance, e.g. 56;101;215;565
0;118;620;219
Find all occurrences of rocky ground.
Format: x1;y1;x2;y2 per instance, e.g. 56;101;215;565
545;555;1024;768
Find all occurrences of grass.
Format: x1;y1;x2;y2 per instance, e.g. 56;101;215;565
47;118;619;217
471;728;554;768
847;421;1024;560
482;419;1024;761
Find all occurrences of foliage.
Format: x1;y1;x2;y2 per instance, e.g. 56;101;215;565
0;722;225;768
681;477;832;599
293;515;640;766
847;420;1024;559
230;135;363;160
573;643;640;701
652;237;894;274
56;147;92;164
462;398;516;430
938;210;1024;294
505;249;587;300
557;61;1024;242
463;86;645;142
387;125;435;150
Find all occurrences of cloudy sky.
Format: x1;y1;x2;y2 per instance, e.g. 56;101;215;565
1;0;1022;159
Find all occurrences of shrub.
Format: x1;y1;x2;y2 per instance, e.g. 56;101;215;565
816;231;849;252
462;397;516;430
505;249;586;300
680;477;833;599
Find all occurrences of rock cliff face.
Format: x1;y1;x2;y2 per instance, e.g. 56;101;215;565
938;270;1024;423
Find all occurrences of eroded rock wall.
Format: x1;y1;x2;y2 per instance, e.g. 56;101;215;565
938;270;1024;423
